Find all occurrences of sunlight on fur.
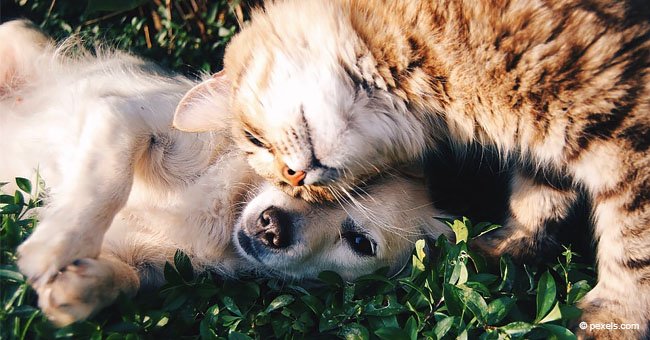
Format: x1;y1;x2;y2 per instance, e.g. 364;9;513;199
0;20;451;327
178;1;649;338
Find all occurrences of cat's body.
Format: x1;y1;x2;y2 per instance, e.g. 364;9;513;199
175;0;650;337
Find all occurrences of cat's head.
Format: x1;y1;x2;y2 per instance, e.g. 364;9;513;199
174;0;429;202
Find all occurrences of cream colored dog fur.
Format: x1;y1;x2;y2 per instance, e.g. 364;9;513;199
0;21;450;326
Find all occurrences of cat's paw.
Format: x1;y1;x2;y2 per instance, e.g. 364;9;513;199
573;297;647;340
17;224;102;288
471;220;559;263
36;258;120;327
471;229;534;260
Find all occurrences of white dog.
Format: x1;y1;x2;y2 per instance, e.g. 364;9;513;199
0;21;451;326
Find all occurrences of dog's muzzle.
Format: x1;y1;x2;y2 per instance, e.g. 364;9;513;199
236;206;294;261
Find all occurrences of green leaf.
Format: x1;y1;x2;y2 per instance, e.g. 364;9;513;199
412;239;427;275
162;289;187;311
496;256;516;292
200;319;219;340
541;324;577;340
200;305;220;340
8;304;38;317
443;284;464;316
464;281;490;296
500;321;534;337
457;286;489;325
265;294;295;313
559;304;582;321
364;295;406;316
2;204;22;214
15;177;32;193
487;296;515;325
404;316;418;340
0;194;13;204
222;296;243;317
0;268;25;282
448;219;469;244
567;280;592;304
301;295;324;315
471;222;502;239
432;316;455;339
469;273;499;286
318;270;344;287
195;282;219;298
415;239;427;261
163;262;183;286
340;323;370;340
374;327;411;340
319;306;345;332
13;190;24;206
206;304;220;319
228;331;252;340
538;302;562;324
479;329;501;340
368;315;400;330
173;250;193;282
535;271;557;322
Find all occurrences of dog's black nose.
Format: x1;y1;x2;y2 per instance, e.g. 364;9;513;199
254;207;292;249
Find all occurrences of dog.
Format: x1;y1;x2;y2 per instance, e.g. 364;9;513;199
0;20;451;326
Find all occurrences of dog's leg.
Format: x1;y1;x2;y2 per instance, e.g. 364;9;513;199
34;215;193;326
17;104;150;288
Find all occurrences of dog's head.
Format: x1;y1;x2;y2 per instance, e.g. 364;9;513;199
233;174;451;280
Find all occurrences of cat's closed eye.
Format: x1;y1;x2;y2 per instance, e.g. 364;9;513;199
244;130;266;148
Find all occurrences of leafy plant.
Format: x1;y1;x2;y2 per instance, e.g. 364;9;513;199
0;178;595;339
4;0;250;74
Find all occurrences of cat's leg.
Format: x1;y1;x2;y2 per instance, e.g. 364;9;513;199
17;105;151;288
36;254;139;327
474;169;578;261
571;146;650;339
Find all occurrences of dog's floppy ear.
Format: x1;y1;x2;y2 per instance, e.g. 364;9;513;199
173;70;231;132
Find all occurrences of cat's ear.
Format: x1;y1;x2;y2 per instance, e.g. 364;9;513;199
0;20;52;93
173;70;231;132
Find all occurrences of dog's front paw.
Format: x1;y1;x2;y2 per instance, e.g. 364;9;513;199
17;225;103;287
36;258;121;327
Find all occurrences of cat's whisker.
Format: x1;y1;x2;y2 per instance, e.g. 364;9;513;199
336;184;406;237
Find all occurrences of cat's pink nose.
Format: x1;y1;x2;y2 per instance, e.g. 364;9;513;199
281;165;306;186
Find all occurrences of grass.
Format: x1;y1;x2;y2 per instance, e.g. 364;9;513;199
3;0;246;74
1;1;596;338
1;178;595;339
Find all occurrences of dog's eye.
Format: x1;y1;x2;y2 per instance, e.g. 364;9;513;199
244;130;265;148
343;231;376;257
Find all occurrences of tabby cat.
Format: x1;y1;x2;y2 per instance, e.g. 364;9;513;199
173;0;650;338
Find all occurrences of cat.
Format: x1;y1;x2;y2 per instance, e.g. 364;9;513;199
1;20;451;326
172;0;650;338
